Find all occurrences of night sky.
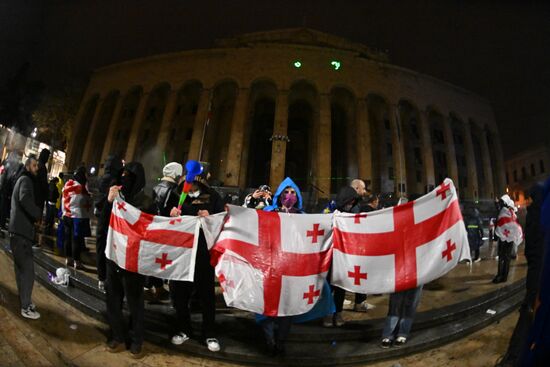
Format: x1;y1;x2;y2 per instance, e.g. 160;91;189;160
2;0;549;158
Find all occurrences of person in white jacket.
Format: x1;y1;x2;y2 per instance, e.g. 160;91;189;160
493;194;523;283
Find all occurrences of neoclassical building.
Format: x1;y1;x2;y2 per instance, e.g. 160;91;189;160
67;28;505;200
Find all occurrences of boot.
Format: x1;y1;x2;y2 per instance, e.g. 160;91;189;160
493;257;506;283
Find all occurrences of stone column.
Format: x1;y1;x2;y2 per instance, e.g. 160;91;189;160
418;111;435;191
81;97;106;165
188;88;211;161
65;90;92;170
355;98;372;182
443;116;459;187
389;104;406;195
490;129;506;196
224;88;250;187
479;128;495;199
462;120;478;200
99;94;125;166
124;91;150;161
155;89;179;156
317;93;331;199
269;91;289;189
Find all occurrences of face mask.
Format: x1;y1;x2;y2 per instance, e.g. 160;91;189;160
121;174;136;198
189;190;200;198
281;192;297;209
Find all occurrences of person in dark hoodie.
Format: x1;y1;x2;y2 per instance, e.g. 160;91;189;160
323;185;360;328
168;174;224;352
464;208;484;262
497;183;546;366
35;148;50;222
94;155;123;291
0;151;23;229
44;177;59;235
105;162;155;359
9;156;42;319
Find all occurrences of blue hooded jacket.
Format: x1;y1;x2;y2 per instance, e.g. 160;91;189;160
263;177;304;212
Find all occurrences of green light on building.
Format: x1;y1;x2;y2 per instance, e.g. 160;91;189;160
293;61;302;68
331;60;341;70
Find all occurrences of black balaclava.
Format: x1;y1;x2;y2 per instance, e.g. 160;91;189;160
73;167;87;186
121;171;137;200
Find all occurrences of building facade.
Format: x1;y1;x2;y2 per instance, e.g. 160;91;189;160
505;145;550;207
67;28;505;200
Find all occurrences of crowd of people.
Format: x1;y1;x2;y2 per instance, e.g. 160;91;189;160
1;151;548;365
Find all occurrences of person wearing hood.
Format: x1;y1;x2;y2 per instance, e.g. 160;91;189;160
493;194;523;284
44;177;59;235
61;166;91;270
323;185;359;328
105;161;155;359
94;155;123;291
498;183;546;366
259;177;303;355
243;184;273;209
168;174;224;352
464;208;484;262
35;148;50;221
9;156;42;319
147;162;183;302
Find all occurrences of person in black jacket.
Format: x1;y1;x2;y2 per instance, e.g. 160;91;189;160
94;155;123;291
105;161;155;359
44;177;59;235
35;148;50;222
9;156;42;319
169;176;224;352
0;151;23;229
146;162;183;302
323;186;360;327
464;208;484;262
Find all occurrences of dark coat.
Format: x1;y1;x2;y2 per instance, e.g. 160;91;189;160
335;186;359;213
95;155;123;236
152;179;180;217
465;210;484;251
34;148;50;207
121;161;155;215
9;171;42;241
524;184;544;263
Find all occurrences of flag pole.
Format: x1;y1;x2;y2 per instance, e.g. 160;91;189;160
198;90;213;162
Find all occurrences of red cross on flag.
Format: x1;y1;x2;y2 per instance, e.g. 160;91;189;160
202;205;333;317
495;207;523;245
332;178;470;295
106;197;200;281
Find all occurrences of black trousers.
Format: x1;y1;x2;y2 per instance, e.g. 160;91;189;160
261;316;292;347
10;234;35;309
169;241;216;339
105;260;145;347
96;230;107;281
496;240;514;281
63;217;84;261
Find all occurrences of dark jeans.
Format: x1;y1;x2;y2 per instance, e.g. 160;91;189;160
382;286;423;340
496;241;514;281
44;203;57;235
169;240;216;338
9;234;35;309
105;260;145;347
0;193;10;228
63;217;84;261
261;317;292;347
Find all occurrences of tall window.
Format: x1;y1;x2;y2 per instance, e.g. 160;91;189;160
541;160;546;174
531;163;536;176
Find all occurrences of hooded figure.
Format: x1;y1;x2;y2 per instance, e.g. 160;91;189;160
493;194;523;284
94;155;124;289
153;162;182;216
464;208;483;262
104;161;155;358
264;177;304;213
34;148;50;213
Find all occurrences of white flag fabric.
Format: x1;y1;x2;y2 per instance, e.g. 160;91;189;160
495;207;523;245
203;205;333;317
332;178;470;294
106;197;200;281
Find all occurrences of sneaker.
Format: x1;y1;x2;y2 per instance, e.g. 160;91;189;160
474;257;482;263
171;332;190;345
106;340;125;353
21;306;40;320
380;338;392;349
334;312;345;327
65;257;73;268
32;243;41;250
395;336;407;345
206;338;220;352
354;301;375;312
98;281;105;292
322;315;334;327
129;343;144;359
73;260;85;270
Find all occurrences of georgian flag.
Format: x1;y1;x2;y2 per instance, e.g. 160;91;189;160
495;207;523;245
202;205;333;317
106;197;200;281
332;178;470;295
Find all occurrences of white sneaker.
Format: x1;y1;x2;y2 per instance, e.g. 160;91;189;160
98;281;105;291
171;332;189;345
206;338;220;352
21;306;40;320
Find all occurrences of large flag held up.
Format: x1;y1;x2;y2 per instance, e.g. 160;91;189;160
331;178;470;294
203;205;333;317
106;197;200;281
